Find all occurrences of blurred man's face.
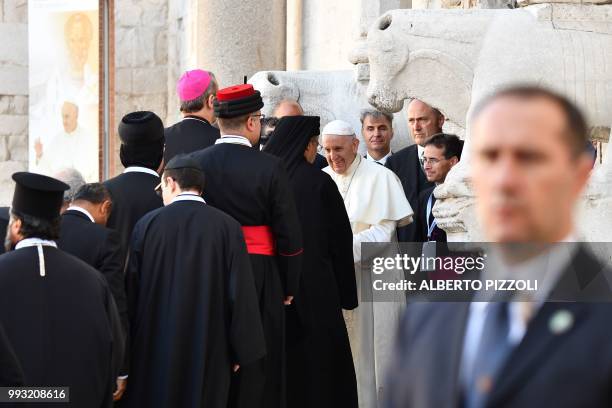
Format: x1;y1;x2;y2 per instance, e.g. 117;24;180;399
65;16;92;70
62;103;78;133
304;136;319;164
363;115;393;157
423;144;457;184
471;96;591;243
322;134;359;175
407;99;444;146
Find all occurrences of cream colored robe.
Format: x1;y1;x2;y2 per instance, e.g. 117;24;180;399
324;154;413;408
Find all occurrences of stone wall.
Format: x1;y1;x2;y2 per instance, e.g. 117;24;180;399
113;0;169;176
0;0;28;205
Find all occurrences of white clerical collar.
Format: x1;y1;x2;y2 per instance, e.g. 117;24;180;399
171;192;206;204
15;238;57;277
123;166;160;177
215;135;252;147
16;238;58;250
66;206;95;223
183;115;210;125
366;151;392;166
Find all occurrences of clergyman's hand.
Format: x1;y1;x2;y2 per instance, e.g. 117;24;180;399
113;377;127;401
284;296;294;305
233;364;240;372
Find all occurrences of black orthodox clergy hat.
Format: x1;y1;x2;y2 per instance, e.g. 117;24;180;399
11;172;69;220
118;111;164;145
164;154;202;172
213;84;264;118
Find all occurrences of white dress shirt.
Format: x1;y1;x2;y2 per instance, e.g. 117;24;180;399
366;151;392;166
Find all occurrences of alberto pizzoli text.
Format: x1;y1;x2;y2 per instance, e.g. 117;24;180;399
372;279;539;292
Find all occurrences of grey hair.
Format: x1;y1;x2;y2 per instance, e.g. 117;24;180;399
360;109;393;126
53;168;86;202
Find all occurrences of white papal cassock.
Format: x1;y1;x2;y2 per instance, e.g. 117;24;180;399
324;153;413;408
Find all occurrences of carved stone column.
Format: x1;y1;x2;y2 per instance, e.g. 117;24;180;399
193;0;286;87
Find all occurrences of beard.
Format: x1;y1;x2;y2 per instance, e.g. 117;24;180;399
4;221;15;252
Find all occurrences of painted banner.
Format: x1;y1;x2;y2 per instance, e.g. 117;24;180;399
28;0;100;182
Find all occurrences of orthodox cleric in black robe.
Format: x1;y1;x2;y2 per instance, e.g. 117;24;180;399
191;84;303;408
0;172;124;407
265;116;359;408
121;156;265;408
164;115;219;163
104;111;164;258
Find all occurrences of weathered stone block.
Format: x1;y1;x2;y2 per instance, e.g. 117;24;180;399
0;66;27;95
141;2;168;27
0;24;27;66
155;30;168;66
132;67;167;94
0;114;26;137
132;27;157;67
0;160;27;206
115;28;137;68
10;95;27;115
115;1;142;27
0;96;9;115
115;68;133;93
6;133;27;161
3;0;27;23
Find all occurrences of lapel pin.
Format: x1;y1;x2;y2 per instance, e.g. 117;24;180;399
549;309;574;335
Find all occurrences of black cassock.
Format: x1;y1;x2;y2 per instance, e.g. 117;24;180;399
104;169;163;258
0;322;23;386
191;142;303;408
58;209;128;341
121;198;265;408
285;161;359;408
0;207;8;256
0;245;124;407
163;115;220;163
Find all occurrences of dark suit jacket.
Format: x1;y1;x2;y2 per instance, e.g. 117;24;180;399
385;245;612;408
386;145;434;242
58;210;127;326
58;210;128;375
416;186;447;243
164;115;220;163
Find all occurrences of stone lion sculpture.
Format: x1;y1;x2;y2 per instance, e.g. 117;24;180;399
362;4;612;241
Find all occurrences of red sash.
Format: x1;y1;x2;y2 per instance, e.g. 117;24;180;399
241;226;275;256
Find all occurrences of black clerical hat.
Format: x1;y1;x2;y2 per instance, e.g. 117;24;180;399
11;172;69;220
164;154;202;172
118;111;164;145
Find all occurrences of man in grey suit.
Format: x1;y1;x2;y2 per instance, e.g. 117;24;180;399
385;86;612;408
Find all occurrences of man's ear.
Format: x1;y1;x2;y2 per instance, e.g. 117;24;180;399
101;200;112;216
437;114;446;129
10;218;21;240
207;94;215;110
449;156;459;166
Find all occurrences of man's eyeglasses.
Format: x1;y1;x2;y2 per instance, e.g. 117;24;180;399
422;157;445;165
250;113;266;123
154;182;162;197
